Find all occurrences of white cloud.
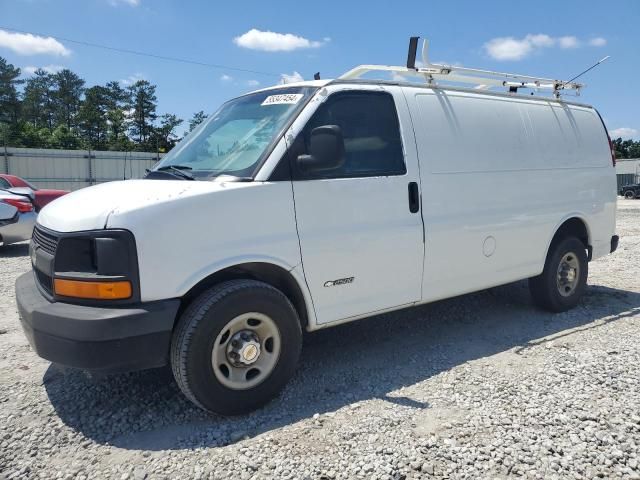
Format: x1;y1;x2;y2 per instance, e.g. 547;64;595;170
22;64;64;75
120;73;146;86
558;36;580;48
220;74;233;82
484;34;605;61
589;37;607;47
0;29;71;56
484;36;535;61
246;79;260;86
279;71;304;84
610;127;639;140
526;34;555;48
234;29;326;52
108;0;140;5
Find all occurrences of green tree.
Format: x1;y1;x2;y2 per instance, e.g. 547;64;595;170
127;79;157;148
51;69;85;130
78;85;110;148
49;124;82;149
104;81;131;149
612;138;640;160
16;122;52;148
153;113;183;151
188;110;207;132
0;57;22;133
22;69;55;132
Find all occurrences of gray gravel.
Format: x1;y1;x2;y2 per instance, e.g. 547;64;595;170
1;199;639;480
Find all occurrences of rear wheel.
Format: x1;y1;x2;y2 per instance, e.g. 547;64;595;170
171;279;302;415
624;190;636;199
529;237;588;312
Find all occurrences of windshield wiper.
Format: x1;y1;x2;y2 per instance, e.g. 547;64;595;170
155;165;195;180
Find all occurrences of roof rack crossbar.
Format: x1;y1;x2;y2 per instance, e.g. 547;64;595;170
339;64;581;92
339;38;584;96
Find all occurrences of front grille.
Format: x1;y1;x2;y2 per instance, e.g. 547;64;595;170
32;226;58;255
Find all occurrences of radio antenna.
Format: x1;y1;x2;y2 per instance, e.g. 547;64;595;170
561;56;610;89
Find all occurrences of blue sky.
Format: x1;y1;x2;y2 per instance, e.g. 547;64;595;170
0;0;638;138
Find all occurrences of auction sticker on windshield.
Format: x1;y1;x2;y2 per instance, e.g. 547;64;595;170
261;94;304;106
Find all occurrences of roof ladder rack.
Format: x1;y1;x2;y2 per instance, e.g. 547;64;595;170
339;37;584;98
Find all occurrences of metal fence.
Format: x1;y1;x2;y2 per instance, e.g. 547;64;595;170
616;159;640;191
2;147;164;191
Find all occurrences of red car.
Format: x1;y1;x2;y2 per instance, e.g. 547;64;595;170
0;174;69;211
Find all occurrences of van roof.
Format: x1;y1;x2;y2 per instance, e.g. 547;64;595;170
250;78;594;109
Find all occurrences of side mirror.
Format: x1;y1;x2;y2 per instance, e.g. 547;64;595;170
296;125;345;173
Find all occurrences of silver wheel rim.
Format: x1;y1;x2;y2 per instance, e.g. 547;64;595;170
625;192;634;199
556;252;580;297
211;312;281;390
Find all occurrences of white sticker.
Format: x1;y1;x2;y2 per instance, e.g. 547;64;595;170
261;94;304;106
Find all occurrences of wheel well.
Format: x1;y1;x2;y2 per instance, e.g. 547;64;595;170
179;263;308;328
551;217;590;250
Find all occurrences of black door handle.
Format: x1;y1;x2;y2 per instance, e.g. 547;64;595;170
408;182;419;213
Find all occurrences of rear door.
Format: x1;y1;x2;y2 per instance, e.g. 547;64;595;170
291;87;424;325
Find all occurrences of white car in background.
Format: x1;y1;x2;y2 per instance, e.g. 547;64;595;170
0;189;37;247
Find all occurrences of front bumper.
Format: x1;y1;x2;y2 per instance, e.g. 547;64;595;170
0;211;36;246
16;271;180;373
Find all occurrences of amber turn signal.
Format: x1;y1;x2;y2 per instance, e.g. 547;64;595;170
54;279;132;300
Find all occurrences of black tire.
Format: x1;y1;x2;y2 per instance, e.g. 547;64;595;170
528;236;588;312
624;190;636;199
170;279;302;415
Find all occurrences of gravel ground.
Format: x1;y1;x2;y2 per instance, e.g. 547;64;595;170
1;199;639;480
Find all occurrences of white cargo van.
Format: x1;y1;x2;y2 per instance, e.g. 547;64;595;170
16;46;618;414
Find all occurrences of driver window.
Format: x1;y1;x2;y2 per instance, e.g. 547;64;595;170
302;91;406;179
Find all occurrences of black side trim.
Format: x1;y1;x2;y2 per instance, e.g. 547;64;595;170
408;182;420;213
611;235;619;253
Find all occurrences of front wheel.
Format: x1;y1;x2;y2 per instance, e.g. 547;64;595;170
171;279;302;415
529;237;588;312
624;190;636;199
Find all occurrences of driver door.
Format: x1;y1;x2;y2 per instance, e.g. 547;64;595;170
291;89;424;325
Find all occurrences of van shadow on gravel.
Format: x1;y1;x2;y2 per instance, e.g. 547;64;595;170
0;242;29;258
43;280;640;452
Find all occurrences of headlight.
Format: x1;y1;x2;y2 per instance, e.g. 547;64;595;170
53;230;139;302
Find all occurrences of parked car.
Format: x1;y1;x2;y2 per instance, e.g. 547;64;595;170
0;174;68;211
16;56;618;416
0;189;36;247
619;183;640;199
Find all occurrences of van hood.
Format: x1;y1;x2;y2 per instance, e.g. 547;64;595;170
37;179;251;232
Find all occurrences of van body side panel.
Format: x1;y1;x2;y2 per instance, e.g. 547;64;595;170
106;182;302;302
406;88;615;302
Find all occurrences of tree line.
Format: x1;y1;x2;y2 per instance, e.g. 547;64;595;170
612;138;640;160
0;56;208;152
1;55;639;156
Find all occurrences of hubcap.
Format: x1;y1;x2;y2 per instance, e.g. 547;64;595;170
556;252;580;297
211;312;281;390
227;331;261;366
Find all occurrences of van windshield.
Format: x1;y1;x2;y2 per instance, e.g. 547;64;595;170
152;86;317;180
